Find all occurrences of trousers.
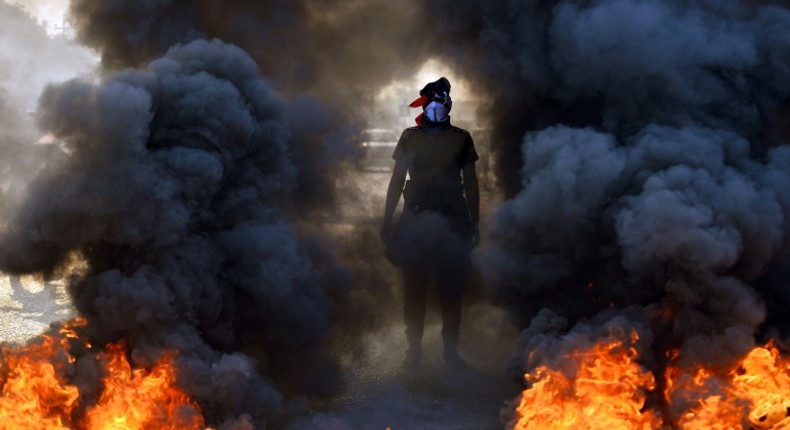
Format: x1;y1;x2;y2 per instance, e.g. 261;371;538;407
403;263;467;345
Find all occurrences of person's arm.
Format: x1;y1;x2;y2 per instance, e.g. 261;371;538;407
381;159;408;242
463;162;480;247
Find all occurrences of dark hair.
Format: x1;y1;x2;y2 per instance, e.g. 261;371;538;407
419;77;451;97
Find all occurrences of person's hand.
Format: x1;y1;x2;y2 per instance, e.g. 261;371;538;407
471;224;480;248
380;221;393;244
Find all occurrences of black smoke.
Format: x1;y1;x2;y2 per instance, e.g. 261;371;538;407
7;0;790;427
0;39;352;427
422;0;790;194
67;1;429;107
65;0;436;218
0;1;444;427
417;0;790;423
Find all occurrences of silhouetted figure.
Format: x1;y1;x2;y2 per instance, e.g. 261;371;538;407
381;77;480;369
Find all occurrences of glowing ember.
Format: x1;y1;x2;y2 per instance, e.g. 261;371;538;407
0;318;207;430
512;330;661;429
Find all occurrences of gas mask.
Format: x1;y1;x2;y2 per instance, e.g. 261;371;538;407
424;92;452;123
409;77;453;126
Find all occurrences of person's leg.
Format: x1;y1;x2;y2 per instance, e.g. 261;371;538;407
403;266;430;367
436;262;467;368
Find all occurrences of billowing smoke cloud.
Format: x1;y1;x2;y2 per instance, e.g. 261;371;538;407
10;0;790;426
15;0;486;367
0;39;352;426
422;0;790;194
67;1;428;105
0;0;459;425
488;124;784;365
65;0;441;215
422;0;790;416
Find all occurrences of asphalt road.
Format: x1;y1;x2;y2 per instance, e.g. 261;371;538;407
0;274;75;345
286;306;522;430
288;167;520;430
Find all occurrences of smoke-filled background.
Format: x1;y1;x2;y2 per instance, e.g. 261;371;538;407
423;0;790;425
2;0;790;428
0;1;513;428
0;0;94;215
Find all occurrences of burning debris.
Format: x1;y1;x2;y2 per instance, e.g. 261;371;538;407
512;321;660;429
0;38;347;428
2;0;790;428
431;0;790;427
0;318;219;429
0;320;83;429
511;312;790;429
0;1;435;428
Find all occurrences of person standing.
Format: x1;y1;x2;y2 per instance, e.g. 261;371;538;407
381;77;480;369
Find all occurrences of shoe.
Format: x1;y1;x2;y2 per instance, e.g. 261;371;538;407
442;347;467;370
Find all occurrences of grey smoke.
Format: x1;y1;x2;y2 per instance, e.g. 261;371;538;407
426;0;790;422
0;39;346;426
64;0;442;216
66;0;429;107
2;0;449;427
422;0;790;193
6;0;789;427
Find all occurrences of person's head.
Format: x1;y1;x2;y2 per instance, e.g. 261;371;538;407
409;77;452;124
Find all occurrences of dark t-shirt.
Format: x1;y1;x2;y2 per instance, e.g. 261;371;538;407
392;124;478;233
393;125;478;184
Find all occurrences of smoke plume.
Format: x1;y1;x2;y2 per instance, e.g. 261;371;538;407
8;0;790;427
67;1;428;106
0;0;449;426
0;37;353;426
419;0;790;419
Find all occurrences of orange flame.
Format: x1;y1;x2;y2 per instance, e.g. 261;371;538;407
514;335;790;430
512;330;661;429
669;343;790;429
0;329;80;429
0;318;209;430
84;342;204;430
